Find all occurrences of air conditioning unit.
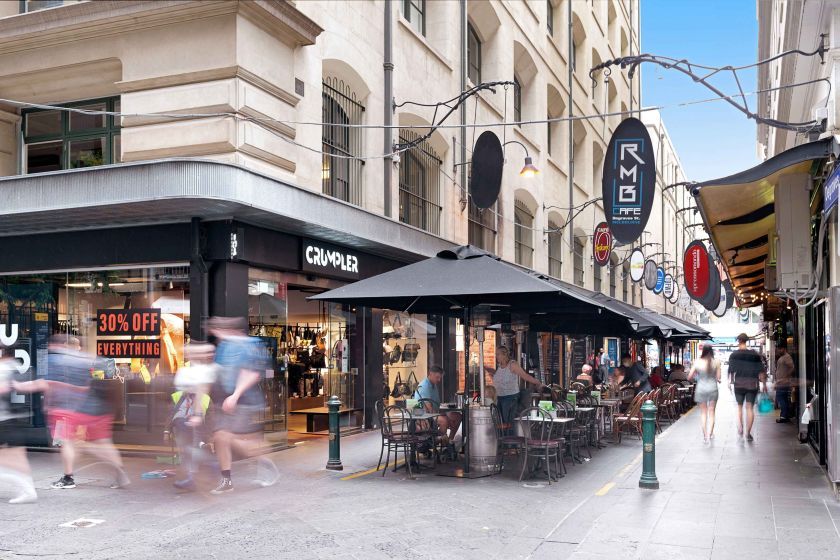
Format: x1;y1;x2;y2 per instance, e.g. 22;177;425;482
764;263;778;291
775;174;813;290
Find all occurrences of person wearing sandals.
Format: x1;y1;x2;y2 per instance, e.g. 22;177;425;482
689;345;721;443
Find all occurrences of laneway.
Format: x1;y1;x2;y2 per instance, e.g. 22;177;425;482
0;390;837;560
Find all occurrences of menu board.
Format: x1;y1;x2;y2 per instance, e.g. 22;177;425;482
571;338;587;378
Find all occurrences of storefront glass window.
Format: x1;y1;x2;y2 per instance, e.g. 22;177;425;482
384;312;444;403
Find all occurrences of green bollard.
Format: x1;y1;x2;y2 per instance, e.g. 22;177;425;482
639;399;659;489
326;395;344;471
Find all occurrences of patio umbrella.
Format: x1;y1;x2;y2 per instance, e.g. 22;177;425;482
311;245;637;476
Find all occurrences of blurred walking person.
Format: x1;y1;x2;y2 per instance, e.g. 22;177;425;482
168;342;216;491
727;333;767;442
0;357;37;504
207;317;278;494
14;335;128;490
774;345;795;423
689;345;720;443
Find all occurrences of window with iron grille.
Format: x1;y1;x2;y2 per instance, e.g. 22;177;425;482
513;77;522;124
403;0;425;36
594;261;602;293
468;199;496;252
399;129;442;235
22;97;121;174
468;23;482;85
548;220;562;278
322;78;365;205
574;238;585;287
514;200;534;268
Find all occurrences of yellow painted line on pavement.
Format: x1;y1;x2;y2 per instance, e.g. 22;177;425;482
595;482;616;496
340;460;404;480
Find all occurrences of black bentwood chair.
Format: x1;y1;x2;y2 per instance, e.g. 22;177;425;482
378;405;422;479
517;407;563;484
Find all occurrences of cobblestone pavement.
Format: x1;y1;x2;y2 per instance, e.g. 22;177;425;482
0;389;837;560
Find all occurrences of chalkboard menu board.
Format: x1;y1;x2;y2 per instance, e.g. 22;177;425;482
571;338;588;378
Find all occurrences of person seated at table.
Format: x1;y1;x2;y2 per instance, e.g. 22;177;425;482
668;364;688;382
649;366;664;389
414;366;461;442
619;353;651;394
485;346;546;426
575;364;593;386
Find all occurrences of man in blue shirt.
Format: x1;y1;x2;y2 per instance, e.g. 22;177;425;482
414;366;460;441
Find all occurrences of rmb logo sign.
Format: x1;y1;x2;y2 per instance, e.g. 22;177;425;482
593;222;612;266
602;118;656;244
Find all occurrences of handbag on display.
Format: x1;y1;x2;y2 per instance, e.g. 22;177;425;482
383;366;391;400
402;340;420;363
406;371;419;395
391;372;409;399
382;311;395;335
392;313;405;337
389;343;402;365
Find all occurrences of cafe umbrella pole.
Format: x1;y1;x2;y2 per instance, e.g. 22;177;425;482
463;305;471;474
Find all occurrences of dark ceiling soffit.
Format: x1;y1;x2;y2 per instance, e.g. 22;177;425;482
729;235;769;252
727;254;767;267
716;203;774;226
697;137;836;188
731;268;764;280
739;278;765;288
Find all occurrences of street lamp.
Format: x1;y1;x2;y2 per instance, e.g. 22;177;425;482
503;140;539;178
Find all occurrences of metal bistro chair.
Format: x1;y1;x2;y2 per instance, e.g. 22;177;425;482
554;400;583;464
613;392;645;443
491;403;525;475
516;407;564;484
378;405;422;479
577;395;601;450
414;398;443;465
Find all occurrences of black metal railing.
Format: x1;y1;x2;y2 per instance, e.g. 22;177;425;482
398;129;442;235
468;200;495;252
322;78;364;206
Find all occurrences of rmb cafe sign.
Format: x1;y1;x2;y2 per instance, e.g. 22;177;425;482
593;222;612;266
602;117;656;244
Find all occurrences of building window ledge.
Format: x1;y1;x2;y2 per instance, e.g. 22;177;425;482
397;16;454;72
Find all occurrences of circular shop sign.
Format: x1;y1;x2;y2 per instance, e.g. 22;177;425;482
713;283;728;317
663;273;675;299
643;260;658;290
683;240;711;301
593;222;612;266
701;255;722;312
629;249;645;283
653;267;666;294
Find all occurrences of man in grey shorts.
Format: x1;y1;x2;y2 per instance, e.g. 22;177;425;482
727;333;767;442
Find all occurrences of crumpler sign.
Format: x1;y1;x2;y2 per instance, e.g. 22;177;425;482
602;117;656;244
683;241;710;301
629;249;645;282
593;222;612;266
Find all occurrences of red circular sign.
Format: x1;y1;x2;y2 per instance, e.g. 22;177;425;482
593;222;612;266
683;240;711;301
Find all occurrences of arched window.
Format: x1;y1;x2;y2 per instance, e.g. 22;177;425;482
547;219;562;278
322;77;364;205
399;129;442;234
514;200;534;268
513;76;522;124
574;238;585;287
469;199;496;251
468;23;481;84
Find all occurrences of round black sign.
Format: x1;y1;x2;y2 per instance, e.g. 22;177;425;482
643;260;658;290
601;117;656;244
469;131;504;209
701;256;721;311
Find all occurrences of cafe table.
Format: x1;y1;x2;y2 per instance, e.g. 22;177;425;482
515;416;574;480
386;410;444;472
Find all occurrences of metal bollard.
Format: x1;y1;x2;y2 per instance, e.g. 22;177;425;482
326;395;344;471
638;399;659;489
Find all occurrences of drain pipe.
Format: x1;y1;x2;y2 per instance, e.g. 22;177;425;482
460;0;467;215
383;0;394;218
567;0;575;274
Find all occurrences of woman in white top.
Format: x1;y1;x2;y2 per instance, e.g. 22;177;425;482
688;344;721;443
485;346;545;425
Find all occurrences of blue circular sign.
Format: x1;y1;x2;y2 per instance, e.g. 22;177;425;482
653;267;665;294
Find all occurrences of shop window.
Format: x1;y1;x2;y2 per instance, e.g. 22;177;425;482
23;97;120;174
548;219;563;278
514;200;535;268
322;78;365;206
398;129;442;235
403;0;425;36
383;312;444;407
468;199;496;252
574;238;585;287
467;23;482;84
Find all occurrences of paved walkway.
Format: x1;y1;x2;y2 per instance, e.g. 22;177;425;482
0;389;837;559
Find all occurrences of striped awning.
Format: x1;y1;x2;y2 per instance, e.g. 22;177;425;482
694;138;836;304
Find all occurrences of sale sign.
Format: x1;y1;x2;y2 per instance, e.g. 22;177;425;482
593;222;612;266
97;309;161;336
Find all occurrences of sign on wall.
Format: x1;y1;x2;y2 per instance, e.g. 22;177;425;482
301;238;361;280
593;222;612;266
629;249;645;282
602;117;656;244
683;241;711;301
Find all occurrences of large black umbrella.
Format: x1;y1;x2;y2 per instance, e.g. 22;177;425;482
311;245;635;477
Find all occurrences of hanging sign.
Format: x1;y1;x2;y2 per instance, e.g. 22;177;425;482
629;249;645;282
712;283;728;317
723;280;734;310
593;222;612;266
668;284;680;304
701;258;722;311
662;273;674;299
653;267;665;294
683;241;710;301
602;117;656;244
824;162;840;216
643;260;658;290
